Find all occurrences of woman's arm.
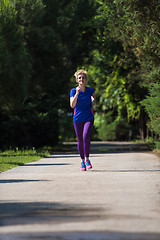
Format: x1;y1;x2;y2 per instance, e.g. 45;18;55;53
70;95;78;108
70;87;80;108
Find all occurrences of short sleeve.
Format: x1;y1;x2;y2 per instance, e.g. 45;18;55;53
70;88;76;98
90;87;95;96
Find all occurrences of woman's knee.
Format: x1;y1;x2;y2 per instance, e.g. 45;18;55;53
83;134;90;143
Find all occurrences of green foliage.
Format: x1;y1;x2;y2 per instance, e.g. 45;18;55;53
94;112;116;140
96;0;160;85
0;95;59;147
58;109;76;142
141;83;160;139
94;111;134;141
83;0;160;140
0;0;59;147
0;0;98;147
86;46;141;140
90;1;146;116
1;0;160;145
0;0;32;111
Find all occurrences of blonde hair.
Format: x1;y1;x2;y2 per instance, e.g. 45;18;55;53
74;69;87;79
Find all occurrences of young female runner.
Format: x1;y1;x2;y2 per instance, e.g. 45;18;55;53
70;69;96;171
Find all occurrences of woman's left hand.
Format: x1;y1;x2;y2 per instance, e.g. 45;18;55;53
91;94;96;108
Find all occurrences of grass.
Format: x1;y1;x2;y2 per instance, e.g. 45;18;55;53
153;149;160;157
0;143;74;173
0;147;50;173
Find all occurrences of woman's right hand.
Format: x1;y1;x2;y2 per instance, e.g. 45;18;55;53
76;86;80;95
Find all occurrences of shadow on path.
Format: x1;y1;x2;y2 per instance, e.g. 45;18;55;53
0;201;103;227
24;163;71;166
91;169;160;173
0;179;49;184
1;202;160;240
1;231;160;240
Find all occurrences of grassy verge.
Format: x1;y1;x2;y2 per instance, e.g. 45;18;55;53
0;143;74;173
153;149;160;157
0;147;50;173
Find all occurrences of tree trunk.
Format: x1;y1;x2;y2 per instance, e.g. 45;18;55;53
139;108;147;140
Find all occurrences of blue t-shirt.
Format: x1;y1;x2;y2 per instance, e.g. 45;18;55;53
70;87;95;123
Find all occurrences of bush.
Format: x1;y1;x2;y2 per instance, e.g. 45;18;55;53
0;97;59;148
94;111;133;141
141;83;160;148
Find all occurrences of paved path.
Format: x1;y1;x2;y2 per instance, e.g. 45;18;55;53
0;142;160;240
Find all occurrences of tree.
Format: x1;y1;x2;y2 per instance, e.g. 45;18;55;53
141;83;160;147
84;0;160;140
0;0;31;112
0;0;99;147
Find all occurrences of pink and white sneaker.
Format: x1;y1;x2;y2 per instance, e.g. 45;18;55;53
80;161;86;171
85;159;92;170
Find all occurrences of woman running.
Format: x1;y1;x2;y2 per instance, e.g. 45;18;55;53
70;69;96;171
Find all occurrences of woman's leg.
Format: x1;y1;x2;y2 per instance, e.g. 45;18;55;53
74;122;85;160
83;120;94;158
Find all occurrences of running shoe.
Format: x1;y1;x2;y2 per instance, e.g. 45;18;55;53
85;159;92;170
81;161;86;171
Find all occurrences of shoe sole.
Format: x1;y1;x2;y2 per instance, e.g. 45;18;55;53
86;165;92;170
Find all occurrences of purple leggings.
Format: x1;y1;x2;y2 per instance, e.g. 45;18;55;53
74;120;94;160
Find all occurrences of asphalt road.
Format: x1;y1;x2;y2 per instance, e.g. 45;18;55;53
0;142;160;240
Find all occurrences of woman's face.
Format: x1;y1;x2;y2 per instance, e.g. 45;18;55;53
76;73;87;85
